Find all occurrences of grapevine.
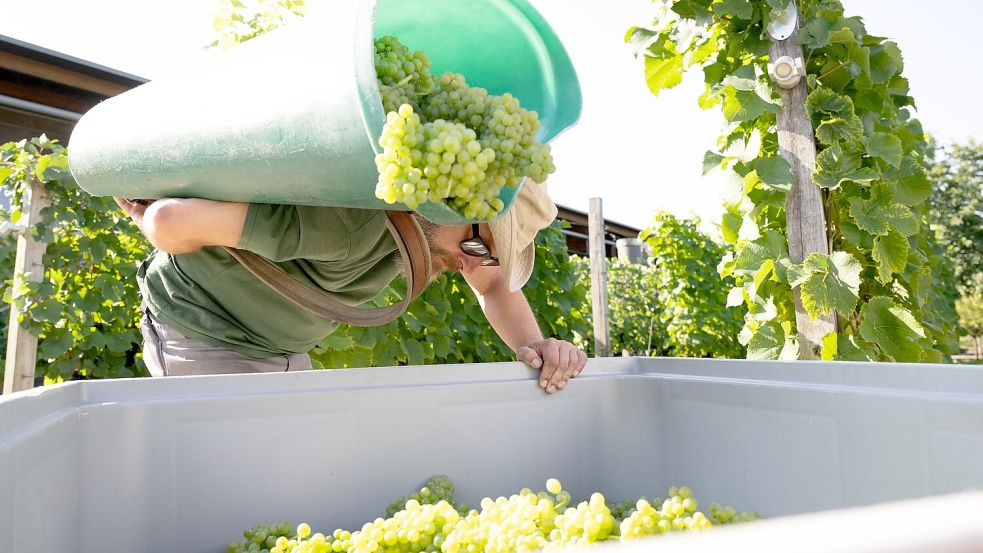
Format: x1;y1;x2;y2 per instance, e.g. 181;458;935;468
628;0;960;361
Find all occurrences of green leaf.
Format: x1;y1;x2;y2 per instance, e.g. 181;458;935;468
734;231;788;276
431;333;452;358
887;75;911;99
753;259;775;290
805;87;851;117
671;0;713;19
689;33;720;65
889;157;931;206
816;116;864;146
921;349;944;364
401;338;426;366
820;331;837;360
39;330;74;359
752;156;793;191
722;86;779;123
887;204;918;236
795;251;862;319
703;150;725;175
837;333;877;361
721;211;741;244
712;0;753;19
644;55;685;97
871;228;909;283
829;27;871;77
859;296;928;362
746;321;785;360
865;132;903;168
848;196;916;237
318;332;355;351
868;41;903;84
814;144;878;189
798;15;835;48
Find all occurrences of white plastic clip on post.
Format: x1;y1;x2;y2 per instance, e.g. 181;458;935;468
768;56;805;89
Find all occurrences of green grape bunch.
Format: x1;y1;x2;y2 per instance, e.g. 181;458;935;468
372;36;556;220
374;35;434;115
386;474;462;517
230;476;760;553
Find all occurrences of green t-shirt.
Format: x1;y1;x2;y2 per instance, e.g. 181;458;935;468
138;205;399;358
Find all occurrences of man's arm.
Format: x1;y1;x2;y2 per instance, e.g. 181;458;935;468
114;198;248;254
463;266;588;394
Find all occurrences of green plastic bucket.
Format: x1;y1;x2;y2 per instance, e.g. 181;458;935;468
67;0;581;224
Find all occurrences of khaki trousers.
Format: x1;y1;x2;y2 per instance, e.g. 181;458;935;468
140;309;313;377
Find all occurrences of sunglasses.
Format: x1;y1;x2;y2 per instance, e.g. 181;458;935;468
459;223;500;266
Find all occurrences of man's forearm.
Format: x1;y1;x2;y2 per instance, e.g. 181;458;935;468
479;284;544;352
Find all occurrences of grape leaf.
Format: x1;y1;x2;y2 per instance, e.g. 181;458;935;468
712;0;753;19
805;87;851;118
816;116;864;146
829;27;871;76
703;150;725;175
868;41;903;84
747;321;791;359
644;55;685;97
848;196;916;237
752;156;793;191
871;228;908;283
865;132;903;168
792;251;862;319
888;157;931;206
722;86;780;123
858;296;929;362
836;333;877;361
814;144;878;189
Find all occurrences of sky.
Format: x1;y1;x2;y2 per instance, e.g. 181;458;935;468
1;0;980;230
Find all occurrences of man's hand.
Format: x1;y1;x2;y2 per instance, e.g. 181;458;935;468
114;197;150;232
516;338;588;394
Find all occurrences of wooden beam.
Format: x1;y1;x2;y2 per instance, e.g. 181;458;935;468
588;197;610;358
770;25;837;359
3;177;51;394
0;51;131;97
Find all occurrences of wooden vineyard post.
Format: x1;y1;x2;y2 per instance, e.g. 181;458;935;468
588;197;610;358
770;23;837;359
3;177;51;394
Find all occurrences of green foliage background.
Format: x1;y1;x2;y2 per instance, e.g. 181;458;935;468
927;140;983;295
630;0;961;362
575;212;745;358
1;138;150;382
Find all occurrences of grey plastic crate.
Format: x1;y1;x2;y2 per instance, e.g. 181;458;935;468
1;357;982;553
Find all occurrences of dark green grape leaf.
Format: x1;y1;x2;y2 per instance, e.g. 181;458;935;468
865;132;903;168
752;156;793;191
712;0;753;19
868;41;903;84
871;228;909;283
859;296;929;362
816;115;864;146
814;144;878;189
888;157;931;206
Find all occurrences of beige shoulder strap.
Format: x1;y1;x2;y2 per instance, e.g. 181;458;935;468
223;210;431;327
